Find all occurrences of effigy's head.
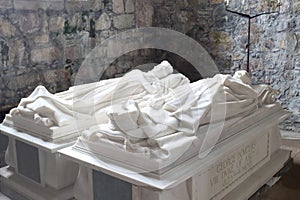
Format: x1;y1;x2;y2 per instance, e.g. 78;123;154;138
147;60;173;79
233;70;251;85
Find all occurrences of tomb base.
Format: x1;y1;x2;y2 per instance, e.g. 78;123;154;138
0;124;79;200
213;149;290;200
0;166;74;200
60;122;291;200
132;149;290;200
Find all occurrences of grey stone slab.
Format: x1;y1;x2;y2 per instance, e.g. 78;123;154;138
0;134;8;168
14;0;64;10
93;170;132;200
15;140;40;183
0;134;8;152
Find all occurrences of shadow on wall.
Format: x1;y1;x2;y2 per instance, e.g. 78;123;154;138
105;49;202;82
163;51;202;82
0;109;10;167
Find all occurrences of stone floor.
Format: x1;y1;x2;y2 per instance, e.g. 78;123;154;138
261;149;300;200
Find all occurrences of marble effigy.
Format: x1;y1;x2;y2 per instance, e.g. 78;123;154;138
6;60;267;142
6;61;188;141
70;61;284;172
51;60;290;200
2;60;291;200
4;61;285;169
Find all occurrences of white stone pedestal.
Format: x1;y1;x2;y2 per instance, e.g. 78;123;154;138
59;119;291;200
0;124;79;200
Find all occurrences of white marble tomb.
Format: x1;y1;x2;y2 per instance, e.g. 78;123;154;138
0;61;292;200
58;62;291;200
59;108;290;200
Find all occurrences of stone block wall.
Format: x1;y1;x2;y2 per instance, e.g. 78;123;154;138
0;0;137;113
0;0;299;132
224;0;300;132
137;0;300;133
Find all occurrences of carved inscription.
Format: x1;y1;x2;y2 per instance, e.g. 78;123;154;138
210;143;256;187
205;133;269;198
